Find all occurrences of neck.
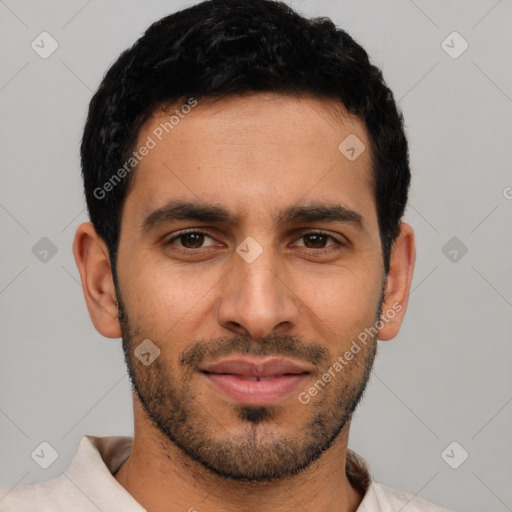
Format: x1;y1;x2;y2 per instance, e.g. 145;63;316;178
114;398;364;512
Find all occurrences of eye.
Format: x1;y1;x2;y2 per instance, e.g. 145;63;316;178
165;230;219;251
164;229;345;255
293;231;343;253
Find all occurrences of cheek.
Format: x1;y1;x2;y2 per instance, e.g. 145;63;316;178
121;263;217;339
295;267;382;340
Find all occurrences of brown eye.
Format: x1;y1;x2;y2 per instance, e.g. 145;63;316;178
179;232;206;248
302;233;330;249
166;230;217;250
294;231;341;251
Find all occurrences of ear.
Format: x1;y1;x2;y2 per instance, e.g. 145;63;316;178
73;222;122;338
377;222;416;341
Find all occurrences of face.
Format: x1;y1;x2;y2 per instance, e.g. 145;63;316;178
115;93;387;481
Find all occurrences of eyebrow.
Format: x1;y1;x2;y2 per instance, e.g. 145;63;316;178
139;199;365;233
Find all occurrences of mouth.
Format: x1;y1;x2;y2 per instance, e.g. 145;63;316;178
205;375;297;381
198;357;313;406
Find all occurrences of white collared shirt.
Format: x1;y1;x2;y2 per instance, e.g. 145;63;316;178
0;435;452;511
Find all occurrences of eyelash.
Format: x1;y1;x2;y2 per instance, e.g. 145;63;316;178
164;229;345;255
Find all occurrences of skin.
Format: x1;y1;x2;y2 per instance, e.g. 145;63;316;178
73;93;415;512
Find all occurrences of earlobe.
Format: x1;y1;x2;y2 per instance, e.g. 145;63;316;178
377;222;416;341
72;222;122;338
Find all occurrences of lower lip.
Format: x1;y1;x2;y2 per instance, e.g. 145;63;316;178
202;373;308;406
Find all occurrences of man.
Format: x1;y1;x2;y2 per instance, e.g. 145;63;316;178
0;0;452;510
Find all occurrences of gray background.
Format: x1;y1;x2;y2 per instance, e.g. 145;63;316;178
0;1;511;511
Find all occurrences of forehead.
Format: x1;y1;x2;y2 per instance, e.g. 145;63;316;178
123;93;376;229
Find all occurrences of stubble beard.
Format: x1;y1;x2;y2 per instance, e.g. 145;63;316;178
117;292;381;482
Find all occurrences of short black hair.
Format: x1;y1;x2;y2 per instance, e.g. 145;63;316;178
81;0;410;277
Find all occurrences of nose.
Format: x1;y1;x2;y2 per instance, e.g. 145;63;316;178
216;245;300;340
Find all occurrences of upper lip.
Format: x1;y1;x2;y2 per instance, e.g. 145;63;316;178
199;357;313;378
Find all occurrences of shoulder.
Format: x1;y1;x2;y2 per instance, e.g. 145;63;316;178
0;475;75;512
0;435;134;512
346;449;452;512
369;482;453;511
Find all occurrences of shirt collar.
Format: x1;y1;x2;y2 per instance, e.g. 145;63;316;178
64;435;145;511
